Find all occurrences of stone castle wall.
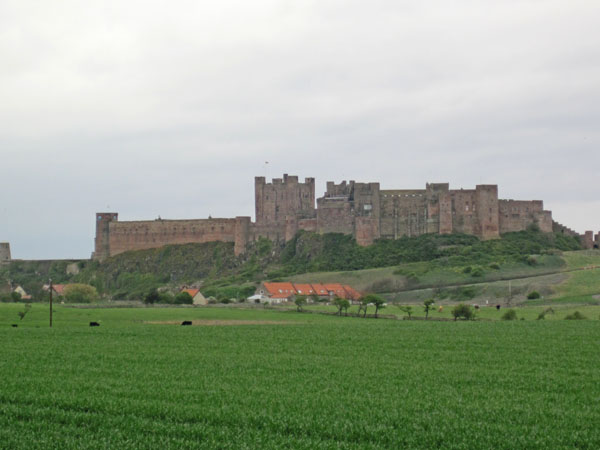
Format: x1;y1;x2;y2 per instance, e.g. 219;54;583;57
0;242;11;264
93;174;590;260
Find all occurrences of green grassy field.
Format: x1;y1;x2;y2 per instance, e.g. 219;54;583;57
2;304;600;448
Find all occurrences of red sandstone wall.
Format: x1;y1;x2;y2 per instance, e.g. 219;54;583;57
355;217;378;246
450;190;478;235
94;212;118;260
498;200;550;233
316;199;355;235
582;231;594;249
475;185;500;239
108;218;237;257
379;191;428;238
234;216;251;256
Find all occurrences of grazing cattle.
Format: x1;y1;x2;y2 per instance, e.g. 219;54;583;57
496;304;501;310
181;321;193;326
89;322;100;327
11;324;18;328
438;306;443;313
473;304;480;310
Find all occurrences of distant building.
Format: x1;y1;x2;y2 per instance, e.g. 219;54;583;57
255;282;363;304
42;284;67;297
13;285;32;300
180;288;207;305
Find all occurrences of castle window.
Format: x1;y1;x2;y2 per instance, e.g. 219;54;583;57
465;205;469;211
98;216;102;220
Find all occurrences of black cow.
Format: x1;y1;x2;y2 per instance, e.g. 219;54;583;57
11;324;18;328
181;321;193;326
496;304;501;310
89;322;100;327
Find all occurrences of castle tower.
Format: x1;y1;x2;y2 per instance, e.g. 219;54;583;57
0;243;11;263
475;185;500;239
255;174;315;241
93;213;118;260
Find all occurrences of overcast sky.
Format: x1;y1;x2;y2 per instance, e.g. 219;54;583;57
1;0;599;259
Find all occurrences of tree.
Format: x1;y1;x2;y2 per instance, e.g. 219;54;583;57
174;291;193;305
333;297;350;316
451;303;475;321
357;299;368;318
144;289;160;304
364;294;385;318
17;304;31;320
397;305;413;320
63;284;99;303
11;291;21;302
294;296;306;312
424;298;435;320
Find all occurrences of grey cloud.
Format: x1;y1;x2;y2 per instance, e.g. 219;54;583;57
1;0;599;258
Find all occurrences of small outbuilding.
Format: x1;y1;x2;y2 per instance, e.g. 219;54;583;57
181;288;207;305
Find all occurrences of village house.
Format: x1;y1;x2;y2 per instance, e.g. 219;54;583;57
254;282;363;304
180;288;208;305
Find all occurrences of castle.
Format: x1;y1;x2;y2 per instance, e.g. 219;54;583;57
92;174;599;260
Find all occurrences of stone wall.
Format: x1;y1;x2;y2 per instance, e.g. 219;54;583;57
93;212;118;260
380;190;428;239
254;174;316;242
582;231;594;249
107;218;238;257
499;199;552;233
0;242;11;263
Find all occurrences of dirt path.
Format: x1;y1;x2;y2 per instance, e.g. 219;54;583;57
145;320;302;326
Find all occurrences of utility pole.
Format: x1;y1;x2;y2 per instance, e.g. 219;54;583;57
49;278;53;328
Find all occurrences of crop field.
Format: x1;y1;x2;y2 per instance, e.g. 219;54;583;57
2;304;600;449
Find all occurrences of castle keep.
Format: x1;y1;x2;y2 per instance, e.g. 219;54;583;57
92;174;596;260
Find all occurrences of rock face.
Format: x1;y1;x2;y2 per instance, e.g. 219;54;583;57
92;174;568;260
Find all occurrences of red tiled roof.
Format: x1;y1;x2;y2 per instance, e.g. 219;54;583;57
324;283;346;298
311;283;329;295
263;282;297;299
53;284;67;295
293;284;315;296
182;288;200;298
343;285;363;301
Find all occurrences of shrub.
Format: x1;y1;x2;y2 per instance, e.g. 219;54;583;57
489;263;501;270
144;289;160;304
451;303;475;321
174;291;193;305
565;311;587;320
526;256;538;266
158;292;174;304
537;307;554;320
527;291;541;300
63;284;99;303
471;267;484;277
462;266;472;274
501;309;517;320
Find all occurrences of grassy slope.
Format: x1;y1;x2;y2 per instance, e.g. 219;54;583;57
1;304;599;448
